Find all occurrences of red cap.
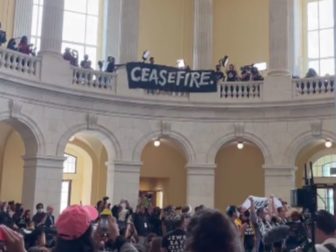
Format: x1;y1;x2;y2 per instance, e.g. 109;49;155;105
56;205;98;240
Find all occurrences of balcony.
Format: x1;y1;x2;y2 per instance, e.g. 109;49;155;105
0;47;334;106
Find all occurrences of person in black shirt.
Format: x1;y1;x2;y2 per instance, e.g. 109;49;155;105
32;203;46;228
226;64;239;81
215;64;225;82
0;22;7;46
161;213;186;252
105;56;116;73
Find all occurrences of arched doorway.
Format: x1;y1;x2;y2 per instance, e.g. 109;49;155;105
60;131;110;212
215;140;265;212
0;118;39;208
296;141;336;213
140;138;187;208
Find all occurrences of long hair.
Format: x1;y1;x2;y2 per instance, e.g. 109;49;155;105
53;226;95;252
185;208;243;252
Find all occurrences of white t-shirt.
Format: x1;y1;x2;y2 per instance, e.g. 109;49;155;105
316;237;336;252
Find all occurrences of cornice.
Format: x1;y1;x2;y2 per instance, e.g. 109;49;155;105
0;74;335;122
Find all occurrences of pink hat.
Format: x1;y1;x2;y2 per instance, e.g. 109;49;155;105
56;205;98;240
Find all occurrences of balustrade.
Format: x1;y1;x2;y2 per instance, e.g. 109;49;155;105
0;47;40;78
219;81;263;99
72;67;116;90
293;76;334;96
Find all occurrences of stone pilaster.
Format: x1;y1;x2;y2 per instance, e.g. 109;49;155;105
13;0;34;38
193;0;213;70
187;164;216;208
22;155;64;215
263;164;296;202
113;161;141;208
40;0;64;54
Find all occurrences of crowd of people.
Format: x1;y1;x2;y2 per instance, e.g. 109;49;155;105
214;63;264;83
0;194;336;252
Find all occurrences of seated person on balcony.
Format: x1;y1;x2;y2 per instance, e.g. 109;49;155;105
226;64;239;81
0;22;7;46
305;68;318;78
251;66;264;81
80;54;92;69
240;65;251;81
7;38;17;51
105;56;116;73
149;57;155;64
215;64;225;82
18;36;34;55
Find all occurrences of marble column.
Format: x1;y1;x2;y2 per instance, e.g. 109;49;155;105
187;164;216;208
22;155;64;215
39;0;64;54
268;0;291;76
102;0;122;62
13;0;34;38
263;164;296;203
113;161;141;208
119;0;140;64
193;0;213;70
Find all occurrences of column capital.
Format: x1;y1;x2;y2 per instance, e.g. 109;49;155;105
263;164;297;177
23;155;65;169
186;163;216;176
114;160;142;173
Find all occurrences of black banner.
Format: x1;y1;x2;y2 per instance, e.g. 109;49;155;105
126;62;217;93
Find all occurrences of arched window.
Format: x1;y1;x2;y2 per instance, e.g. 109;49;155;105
63;153;77;173
313;154;336;177
306;0;335;76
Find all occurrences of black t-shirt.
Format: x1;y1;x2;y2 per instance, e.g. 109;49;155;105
215;71;225;82
226;70;238;81
162;228;186;252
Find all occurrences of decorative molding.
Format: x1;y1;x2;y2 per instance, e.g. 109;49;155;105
310;120;322;137
8;99;22;118
157;120;171;136
86;113;98;129
187;164;216;176
234;123;245;137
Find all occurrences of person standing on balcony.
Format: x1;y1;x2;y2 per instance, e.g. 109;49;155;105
215;64;225;82
105;56;116;73
0;22;7;47
80;54;92;69
226;64;239;81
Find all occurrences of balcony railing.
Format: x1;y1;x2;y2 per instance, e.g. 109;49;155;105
72;67;116;90
219;81;263;99
0;47;40;80
293;76;334;97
